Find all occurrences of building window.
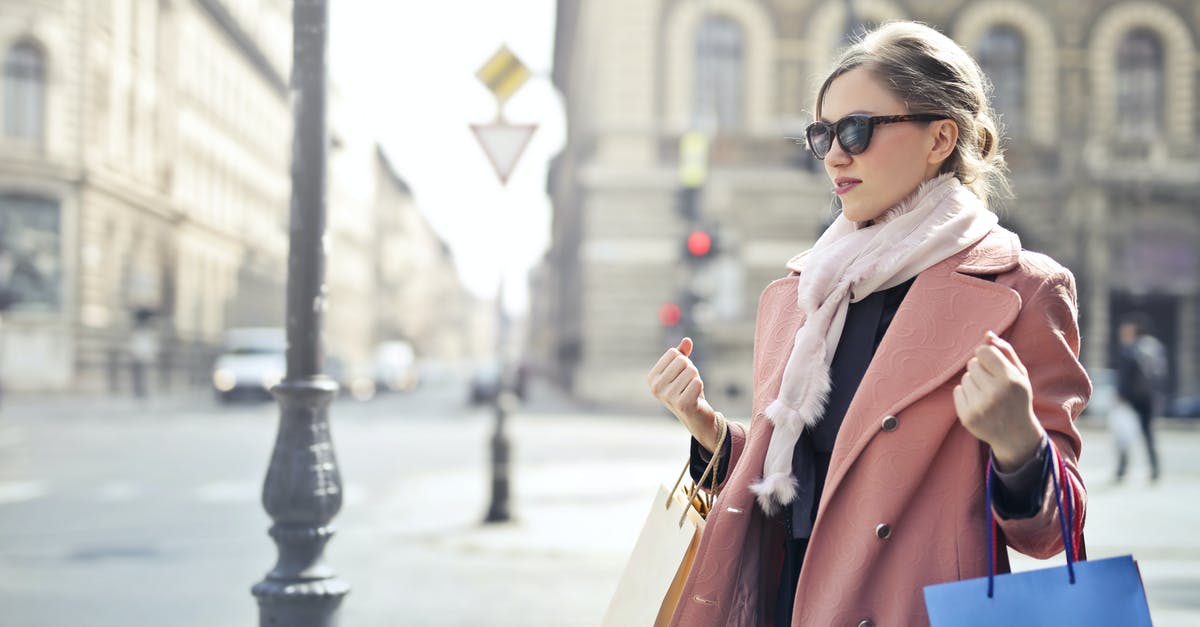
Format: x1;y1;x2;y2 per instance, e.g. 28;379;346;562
4;41;46;143
1116;29;1163;140
0;194;62;310
977;25;1026;137
693;15;744;132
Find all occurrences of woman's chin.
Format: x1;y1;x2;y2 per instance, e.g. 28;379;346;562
841;205;886;224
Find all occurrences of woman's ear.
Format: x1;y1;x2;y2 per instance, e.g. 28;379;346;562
927;120;959;165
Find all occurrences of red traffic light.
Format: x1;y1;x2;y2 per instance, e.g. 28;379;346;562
659;303;682;327
687;230;712;257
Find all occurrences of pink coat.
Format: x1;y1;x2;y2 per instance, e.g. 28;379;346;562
670;228;1090;627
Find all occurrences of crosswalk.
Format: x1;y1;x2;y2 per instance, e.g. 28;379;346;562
0;480;48;505
0;479;368;506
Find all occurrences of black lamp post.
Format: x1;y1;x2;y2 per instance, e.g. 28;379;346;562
251;1;349;625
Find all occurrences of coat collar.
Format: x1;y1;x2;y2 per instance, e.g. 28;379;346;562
815;226;1023;514
952;226;1020;275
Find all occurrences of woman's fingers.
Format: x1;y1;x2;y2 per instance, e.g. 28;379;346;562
986;331;1027;376
647;337;695;384
681;376;704;404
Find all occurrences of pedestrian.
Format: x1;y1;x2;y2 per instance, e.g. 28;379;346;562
1113;312;1166;482
129;311;158;399
647;21;1090;626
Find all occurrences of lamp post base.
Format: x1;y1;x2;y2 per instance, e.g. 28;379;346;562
253;577;350;627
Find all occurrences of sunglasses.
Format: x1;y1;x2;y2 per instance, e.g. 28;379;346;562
804;113;950;160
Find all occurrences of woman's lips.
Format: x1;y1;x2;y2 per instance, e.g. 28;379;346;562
834;179;861;195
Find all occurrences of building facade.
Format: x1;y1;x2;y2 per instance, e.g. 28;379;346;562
539;0;1200;415
0;0;293;392
0;0;477;393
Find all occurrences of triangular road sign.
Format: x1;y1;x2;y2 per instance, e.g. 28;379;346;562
470;122;537;185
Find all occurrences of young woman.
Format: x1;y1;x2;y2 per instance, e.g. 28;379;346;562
647;21;1090;627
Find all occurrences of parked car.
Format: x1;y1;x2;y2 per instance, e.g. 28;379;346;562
469;360;501;405
374;341;419;393
1167;395;1200;418
212;327;286;403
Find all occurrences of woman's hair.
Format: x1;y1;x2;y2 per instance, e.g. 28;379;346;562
814;21;1011;205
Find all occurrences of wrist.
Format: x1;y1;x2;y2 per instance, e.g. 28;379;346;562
992;427;1045;472
695;411;724;453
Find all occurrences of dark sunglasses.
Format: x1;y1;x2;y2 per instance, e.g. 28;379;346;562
804;113;950;160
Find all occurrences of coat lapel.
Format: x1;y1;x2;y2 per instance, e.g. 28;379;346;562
818;229;1022;512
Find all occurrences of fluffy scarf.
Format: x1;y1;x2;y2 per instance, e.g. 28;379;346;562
750;173;999;514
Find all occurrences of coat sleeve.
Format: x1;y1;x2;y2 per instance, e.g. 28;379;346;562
994;264;1090;559
689;421;749;490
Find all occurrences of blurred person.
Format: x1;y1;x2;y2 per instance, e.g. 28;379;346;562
129;311;159;399
647;22;1089;626
1113;312;1167;482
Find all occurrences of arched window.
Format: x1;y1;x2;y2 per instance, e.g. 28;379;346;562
0;194;61;310
4;41;46;143
693;15;744;132
1116;29;1164;140
977;25;1026;137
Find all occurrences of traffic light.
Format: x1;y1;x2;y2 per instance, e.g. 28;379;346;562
658;303;682;327
683;226;718;264
687;230;712;258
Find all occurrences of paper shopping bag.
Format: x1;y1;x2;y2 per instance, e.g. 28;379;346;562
601;481;706;627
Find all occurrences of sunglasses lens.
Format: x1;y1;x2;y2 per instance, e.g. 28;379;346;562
837;117;871;154
807;123;833;159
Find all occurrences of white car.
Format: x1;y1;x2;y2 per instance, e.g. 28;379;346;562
374;341;419;393
212;327;287;402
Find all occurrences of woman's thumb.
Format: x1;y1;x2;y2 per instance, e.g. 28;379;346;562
677;337;693;357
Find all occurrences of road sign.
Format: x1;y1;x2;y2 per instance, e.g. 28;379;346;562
470;122;537;185
476;45;531;106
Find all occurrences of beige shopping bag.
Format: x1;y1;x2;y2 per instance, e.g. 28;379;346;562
601;475;706;627
603;419;727;627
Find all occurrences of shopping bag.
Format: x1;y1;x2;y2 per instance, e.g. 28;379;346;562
600;476;706;627
603;419;727;627
1108;400;1140;450
924;440;1153;626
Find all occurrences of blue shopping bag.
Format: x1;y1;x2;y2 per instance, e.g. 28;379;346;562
923;441;1153;627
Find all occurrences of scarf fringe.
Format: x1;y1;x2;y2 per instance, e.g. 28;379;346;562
750;472;799;516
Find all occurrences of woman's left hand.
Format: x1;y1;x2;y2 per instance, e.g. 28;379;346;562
953;331;1045;472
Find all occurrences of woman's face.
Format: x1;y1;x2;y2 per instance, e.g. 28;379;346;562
818;67;952;223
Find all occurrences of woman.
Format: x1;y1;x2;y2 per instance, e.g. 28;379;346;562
647;21;1090;627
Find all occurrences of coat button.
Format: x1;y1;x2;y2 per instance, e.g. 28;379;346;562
875;523;892;540
881;415;898;431
858;620;875;627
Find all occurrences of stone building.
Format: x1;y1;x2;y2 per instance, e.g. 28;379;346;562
538;0;1200;415
0;0;294;392
0;0;476;393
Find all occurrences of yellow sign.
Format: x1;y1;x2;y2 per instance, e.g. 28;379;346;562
679;131;709;188
476;45;531;105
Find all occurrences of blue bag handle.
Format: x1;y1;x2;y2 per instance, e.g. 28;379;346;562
985;437;1078;598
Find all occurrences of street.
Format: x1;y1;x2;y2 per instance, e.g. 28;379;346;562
1;378;1198;626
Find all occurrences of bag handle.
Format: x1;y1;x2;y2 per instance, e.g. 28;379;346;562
985;437;1082;598
667;412;729;527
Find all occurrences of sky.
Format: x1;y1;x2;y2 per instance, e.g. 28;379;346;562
328;1;565;314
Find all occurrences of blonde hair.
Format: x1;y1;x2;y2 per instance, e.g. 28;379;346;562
814;21;1011;205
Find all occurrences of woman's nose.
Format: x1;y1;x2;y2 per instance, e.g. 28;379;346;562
824;137;852;165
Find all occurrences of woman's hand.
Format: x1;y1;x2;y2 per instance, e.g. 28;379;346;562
953;331;1045;471
648;337;721;452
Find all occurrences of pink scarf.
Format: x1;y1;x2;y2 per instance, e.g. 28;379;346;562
751;174;999;514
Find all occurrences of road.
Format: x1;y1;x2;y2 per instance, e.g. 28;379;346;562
0;379;1197;626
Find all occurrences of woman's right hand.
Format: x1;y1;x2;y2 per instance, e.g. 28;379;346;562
647;337;721;452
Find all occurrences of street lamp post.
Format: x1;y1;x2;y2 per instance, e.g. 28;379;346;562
484;286;513;523
251;1;349;625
